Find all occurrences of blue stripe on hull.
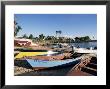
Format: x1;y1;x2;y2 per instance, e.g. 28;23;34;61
26;58;81;68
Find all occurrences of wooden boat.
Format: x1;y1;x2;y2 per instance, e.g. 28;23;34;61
25;57;81;70
15;50;59;59
74;47;97;54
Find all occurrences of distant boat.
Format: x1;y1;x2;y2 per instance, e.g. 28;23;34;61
25;57;81;70
74;47;97;54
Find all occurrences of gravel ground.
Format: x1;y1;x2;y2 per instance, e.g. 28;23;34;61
14;66;34;75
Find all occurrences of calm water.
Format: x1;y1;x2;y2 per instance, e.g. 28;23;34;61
71;41;97;48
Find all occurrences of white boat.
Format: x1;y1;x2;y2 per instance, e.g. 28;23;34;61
74;47;97;54
26;57;81;70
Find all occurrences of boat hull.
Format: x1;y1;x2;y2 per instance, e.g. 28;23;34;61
74;48;97;54
26;57;81;70
15;51;59;59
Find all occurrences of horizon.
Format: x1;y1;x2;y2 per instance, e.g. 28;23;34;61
15;14;97;40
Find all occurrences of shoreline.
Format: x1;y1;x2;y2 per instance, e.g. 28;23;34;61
71;40;97;43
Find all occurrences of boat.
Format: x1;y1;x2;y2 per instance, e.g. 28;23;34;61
25;57;81;70
15;50;60;59
73;47;97;54
14;38;38;47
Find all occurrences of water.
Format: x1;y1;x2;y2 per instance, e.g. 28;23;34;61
71;41;97;49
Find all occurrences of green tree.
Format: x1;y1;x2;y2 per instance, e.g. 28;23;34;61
84;36;91;41
74;36;91;42
39;34;45;40
29;34;34;39
22;34;28;38
45;36;52;40
14;21;22;37
74;37;80;42
56;30;62;38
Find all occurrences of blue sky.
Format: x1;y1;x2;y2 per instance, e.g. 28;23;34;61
15;14;97;40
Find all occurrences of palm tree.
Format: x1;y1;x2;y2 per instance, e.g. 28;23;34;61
14;21;22;37
56;30;62;43
39;34;45;41
56;30;62;38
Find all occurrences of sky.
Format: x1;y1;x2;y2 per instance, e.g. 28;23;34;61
14;14;97;40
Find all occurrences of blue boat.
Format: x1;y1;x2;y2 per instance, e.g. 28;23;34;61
26;57;81;70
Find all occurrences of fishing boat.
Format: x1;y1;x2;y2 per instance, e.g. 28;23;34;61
25;57;81;70
74;47;97;54
15;50;60;59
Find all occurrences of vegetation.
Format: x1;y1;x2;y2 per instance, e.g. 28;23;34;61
14;21;22;37
29;34;34;39
56;30;62;37
22;34;28;38
14;25;91;43
74;36;91;42
21;33;91;43
14;20;93;44
38;34;45;40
